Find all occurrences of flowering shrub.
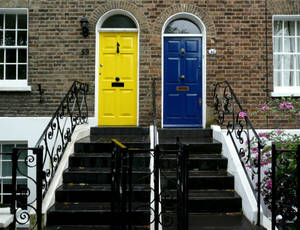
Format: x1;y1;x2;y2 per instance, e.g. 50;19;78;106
261;97;300;122
246;131;300;223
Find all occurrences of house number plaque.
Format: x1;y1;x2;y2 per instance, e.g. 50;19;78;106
176;86;190;91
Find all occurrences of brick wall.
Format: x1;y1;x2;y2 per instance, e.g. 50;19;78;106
0;0;299;129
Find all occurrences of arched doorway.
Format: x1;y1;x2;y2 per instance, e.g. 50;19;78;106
96;10;139;126
162;13;206;128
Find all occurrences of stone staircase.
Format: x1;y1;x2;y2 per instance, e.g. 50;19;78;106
46;127;151;230
158;128;264;230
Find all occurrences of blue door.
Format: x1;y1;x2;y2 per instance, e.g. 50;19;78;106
163;37;202;127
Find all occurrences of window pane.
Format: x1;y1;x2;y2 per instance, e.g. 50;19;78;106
17;161;27;176
296;72;300;86
102;15;136;28
5;31;15;45
284;21;295;36
274;37;282;52
298;21;300;36
274;71;282;86
18;49;26;63
274;55;281;70
274;21;283;36
5;15;16;29
0;15;3;29
298;38;300;52
284;38;295;52
6;49;16;63
165;19;201;34
283;71;294;86
297;55;300;70
2;144;14;153
2;162;11;177
283;55;294;70
0;49;3;63
0;65;3;80
18;65;26;80
17;15;27;29
6;65;16;79
17;31;27;46
0;31;2;45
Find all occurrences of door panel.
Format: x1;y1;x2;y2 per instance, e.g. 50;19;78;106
163;37;202;127
99;32;137;126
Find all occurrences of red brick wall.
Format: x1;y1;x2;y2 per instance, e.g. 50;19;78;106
0;0;299;129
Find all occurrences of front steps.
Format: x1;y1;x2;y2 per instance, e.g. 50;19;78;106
158;128;264;230
46;127;151;230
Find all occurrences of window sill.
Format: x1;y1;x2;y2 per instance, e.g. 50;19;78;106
271;92;300;97
0;85;32;92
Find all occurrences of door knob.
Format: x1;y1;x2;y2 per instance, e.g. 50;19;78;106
115;77;120;82
180;48;185;56
180;75;185;80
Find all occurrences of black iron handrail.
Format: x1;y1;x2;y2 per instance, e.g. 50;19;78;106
36;81;88;198
271;143;300;230
9;81;88;230
213;80;264;226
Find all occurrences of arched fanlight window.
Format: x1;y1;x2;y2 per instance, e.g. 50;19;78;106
164;19;201;34
101;14;137;28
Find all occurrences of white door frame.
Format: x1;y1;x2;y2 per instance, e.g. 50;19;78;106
161;13;207;128
95;9;140;126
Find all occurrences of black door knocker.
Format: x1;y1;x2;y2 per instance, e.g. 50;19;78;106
117;42;120;53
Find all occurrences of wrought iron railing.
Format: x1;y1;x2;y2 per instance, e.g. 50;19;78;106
176;138;188;230
9;81;89;230
271;143;300;230
213;80;264;226
152;79;157;146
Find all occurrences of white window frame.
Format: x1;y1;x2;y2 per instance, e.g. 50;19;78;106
0;141;28;205
0;8;31;92
272;15;300;97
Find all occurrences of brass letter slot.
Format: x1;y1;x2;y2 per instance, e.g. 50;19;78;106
176;86;190;91
112;82;124;87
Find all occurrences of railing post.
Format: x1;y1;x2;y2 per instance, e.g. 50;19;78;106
271;143;276;230
297;144;300;228
128;149;133;230
11;148;18;230
154;145;160;230
183;145;188;230
257;142;262;226
35;147;44;230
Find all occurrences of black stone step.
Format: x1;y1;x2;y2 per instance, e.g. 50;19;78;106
55;184;150;202
161;190;242;213
162;213;266;230
91;127;149;136
47;225;149;230
47;202;150;225
160;171;234;190
158;128;212;142
159;141;222;154
69;152;150;169
63;168;150;184
160;155;227;171
75;136;150;153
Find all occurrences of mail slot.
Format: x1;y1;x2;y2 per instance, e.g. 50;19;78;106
176;86;190;91
112;82;124;87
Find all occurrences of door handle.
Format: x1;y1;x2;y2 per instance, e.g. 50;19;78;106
115;77;120;82
117;42;120;53
180;75;185;80
180;48;185;56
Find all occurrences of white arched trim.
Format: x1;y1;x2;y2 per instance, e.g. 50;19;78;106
161;12;207;128
95;9;140;126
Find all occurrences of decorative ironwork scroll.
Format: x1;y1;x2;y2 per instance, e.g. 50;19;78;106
213;80;264;226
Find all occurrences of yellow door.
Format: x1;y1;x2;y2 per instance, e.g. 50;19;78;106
99;32;137;126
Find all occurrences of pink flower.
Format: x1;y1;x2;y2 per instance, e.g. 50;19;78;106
239;111;247;119
261;105;269;111
276;130;283;135
266;179;272;190
252;147;258;153
280;102;287;108
264;170;269;175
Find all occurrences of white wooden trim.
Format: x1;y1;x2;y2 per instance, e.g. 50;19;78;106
161;12;206;128
95;9;140;126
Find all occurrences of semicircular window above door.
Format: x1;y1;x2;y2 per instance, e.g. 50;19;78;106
98;14;138;126
164;19;201;34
